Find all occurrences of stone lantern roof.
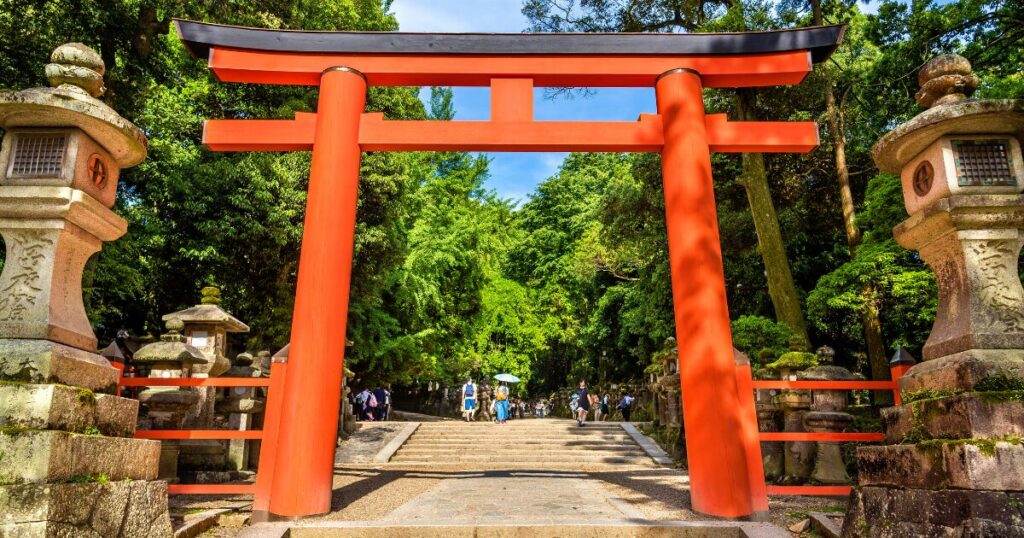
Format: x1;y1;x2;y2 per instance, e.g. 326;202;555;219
133;319;207;365
0;43;147;167
873;55;1024;173
161;287;250;333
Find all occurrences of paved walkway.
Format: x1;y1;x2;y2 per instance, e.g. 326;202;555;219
236;419;845;537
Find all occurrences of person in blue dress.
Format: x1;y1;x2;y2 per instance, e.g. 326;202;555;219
494;381;510;424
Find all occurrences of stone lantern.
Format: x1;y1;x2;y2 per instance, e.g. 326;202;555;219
844;56;1024;536
133;319;205;481
799;346;855;485
216;352;264;471
162;287;249;474
0;44;171;536
164;287;249;378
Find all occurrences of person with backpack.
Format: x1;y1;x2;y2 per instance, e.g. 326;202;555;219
357;388;376;421
600;392;611;422
373;386;387;421
618;392;635;422
494;381;510;424
461;377;478;422
573;379;591;427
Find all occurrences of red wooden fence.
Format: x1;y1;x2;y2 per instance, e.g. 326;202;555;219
119;361;287;496
740;363;910;497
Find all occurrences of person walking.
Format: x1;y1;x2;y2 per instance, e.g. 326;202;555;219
618;392;635;422
461;377;478;422
372;386;387;421
573;379;591;427
600;392;611;422
495;381;510;424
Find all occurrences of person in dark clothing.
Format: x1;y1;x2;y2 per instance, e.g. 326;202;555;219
573;379;591;427
618;393;635;422
373;386;387;421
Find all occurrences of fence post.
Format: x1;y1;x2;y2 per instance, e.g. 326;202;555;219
252;359;288;519
888;347;917;406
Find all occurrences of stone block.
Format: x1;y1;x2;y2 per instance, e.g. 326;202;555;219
898;349;1024;395
857;440;1024;490
178;440;227;470
0;339;119;393
883;391;1024;443
0;480;171;537
0;430;158;485
0;383;137;437
842;486;1024;537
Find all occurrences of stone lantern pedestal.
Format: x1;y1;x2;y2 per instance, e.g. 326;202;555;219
216;352;265;472
133;319;205;482
843;56;1024;537
0;44;171;537
800;346;856;485
774;390;814;483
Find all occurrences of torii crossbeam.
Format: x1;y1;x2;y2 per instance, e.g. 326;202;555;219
175;19;844;521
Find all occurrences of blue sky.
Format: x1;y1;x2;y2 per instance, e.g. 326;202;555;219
390;0;657;203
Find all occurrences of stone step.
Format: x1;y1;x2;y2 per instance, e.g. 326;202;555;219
0;383;139;437
261;521;788;538
394;449;648;458
389;454;655;464
400;442;642;449
0;430;160;484
410;430;630;435
414;424;625;431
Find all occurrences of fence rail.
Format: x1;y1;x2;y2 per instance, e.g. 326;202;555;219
743;362;910;497
120;362;287;498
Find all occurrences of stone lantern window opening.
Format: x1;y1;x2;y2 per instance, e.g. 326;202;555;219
87;153;107;188
8;131;67;177
951;138;1016;186
912;160;933;196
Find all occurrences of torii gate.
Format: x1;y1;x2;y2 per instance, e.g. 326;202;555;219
175;19;843;520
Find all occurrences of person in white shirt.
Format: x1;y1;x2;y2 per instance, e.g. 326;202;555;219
461;377;478;422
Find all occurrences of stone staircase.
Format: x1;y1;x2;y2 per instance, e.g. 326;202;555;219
386;419;663;468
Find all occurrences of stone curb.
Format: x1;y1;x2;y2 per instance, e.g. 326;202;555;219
807;512;842;538
373;421;420;463
620;423;675;465
173;508;231;538
275;520;790;538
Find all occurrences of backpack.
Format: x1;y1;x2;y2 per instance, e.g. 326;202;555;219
464;383;475;398
368;393;378;408
569;393;580;412
496;386;508;401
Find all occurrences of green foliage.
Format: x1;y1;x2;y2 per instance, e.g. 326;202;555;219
731;315;795;363
0;0;1018;395
808;174;937;354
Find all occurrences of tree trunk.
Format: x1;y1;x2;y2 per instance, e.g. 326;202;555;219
734;89;810;343
813;0;890;394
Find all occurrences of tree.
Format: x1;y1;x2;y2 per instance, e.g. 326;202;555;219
523;0;811;342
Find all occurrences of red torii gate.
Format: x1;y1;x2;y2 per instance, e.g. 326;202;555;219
175;20;843;520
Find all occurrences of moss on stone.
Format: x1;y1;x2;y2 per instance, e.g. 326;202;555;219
76;387;96;406
66;472;109;485
977;390;1024;404
765;352;817;372
904;388;963;404
975;375;1024;392
0;425;33;436
916;436;1024;458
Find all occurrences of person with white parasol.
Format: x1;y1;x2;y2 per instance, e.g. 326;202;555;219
492;373;519;424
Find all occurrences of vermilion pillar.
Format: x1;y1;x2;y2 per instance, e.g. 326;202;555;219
656;68;763;518
268;67;366;517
